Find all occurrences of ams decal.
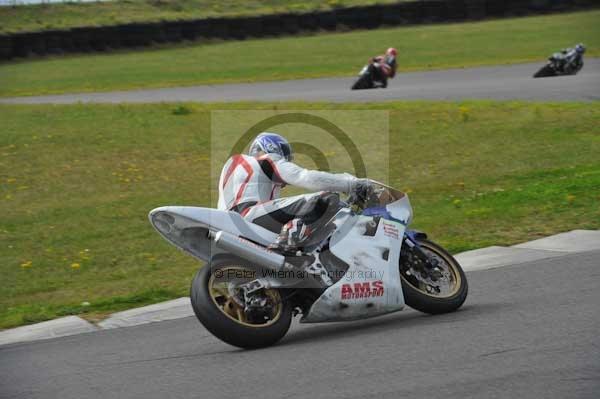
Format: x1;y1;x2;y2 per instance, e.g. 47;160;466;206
341;280;384;300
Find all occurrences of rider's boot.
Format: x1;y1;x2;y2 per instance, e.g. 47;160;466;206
269;218;335;286
268;219;311;257
269;192;341;256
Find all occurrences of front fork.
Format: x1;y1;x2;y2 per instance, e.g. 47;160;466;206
402;231;441;276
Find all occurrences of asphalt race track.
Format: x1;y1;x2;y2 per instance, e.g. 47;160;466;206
1;251;599;399
1;59;599;104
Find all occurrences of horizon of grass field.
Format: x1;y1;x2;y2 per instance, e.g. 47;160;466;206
1;10;599;97
1;100;599;329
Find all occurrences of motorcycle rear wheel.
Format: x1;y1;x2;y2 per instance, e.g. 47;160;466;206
400;239;468;314
190;256;293;349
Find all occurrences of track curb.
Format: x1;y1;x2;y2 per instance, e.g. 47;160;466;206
1;229;599;347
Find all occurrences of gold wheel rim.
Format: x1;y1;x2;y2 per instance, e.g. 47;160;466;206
208;266;283;328
401;243;462;299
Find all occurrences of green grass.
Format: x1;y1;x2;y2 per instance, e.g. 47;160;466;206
1;10;599;97
0;0;402;34
1;100;599;329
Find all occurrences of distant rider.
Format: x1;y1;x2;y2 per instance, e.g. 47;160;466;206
218;132;371;255
553;43;585;73
369;47;398;88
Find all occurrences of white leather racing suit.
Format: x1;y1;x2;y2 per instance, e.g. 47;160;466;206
217;153;359;232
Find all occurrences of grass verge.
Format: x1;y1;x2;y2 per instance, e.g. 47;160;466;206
1;100;599;329
1;10;598;97
0;0;401;34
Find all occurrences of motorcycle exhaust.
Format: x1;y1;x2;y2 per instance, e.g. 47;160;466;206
212;230;287;272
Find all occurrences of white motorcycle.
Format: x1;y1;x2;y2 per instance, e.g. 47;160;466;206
149;182;468;348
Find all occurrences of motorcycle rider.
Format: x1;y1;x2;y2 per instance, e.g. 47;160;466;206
369;47;398;88
218;132;371;255
553;43;585;73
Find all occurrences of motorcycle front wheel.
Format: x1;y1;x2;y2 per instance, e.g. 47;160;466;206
533;64;556;78
190;256;293;349
399;239;468;314
351;74;373;90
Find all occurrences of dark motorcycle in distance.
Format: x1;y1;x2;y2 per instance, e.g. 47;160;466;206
533;43;586;78
351;63;387;90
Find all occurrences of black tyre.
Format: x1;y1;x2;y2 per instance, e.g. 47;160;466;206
533;64;556;78
400;239;468;314
190;256;293;349
351;74;373;90
570;62;583;75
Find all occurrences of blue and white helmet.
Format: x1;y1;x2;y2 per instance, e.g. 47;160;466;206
248;132;293;161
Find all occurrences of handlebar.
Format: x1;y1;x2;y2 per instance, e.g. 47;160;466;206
347;180;406;210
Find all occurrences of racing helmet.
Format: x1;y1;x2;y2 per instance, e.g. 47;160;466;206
575;43;586;54
248;132;293;161
385;47;398;64
386;47;398;57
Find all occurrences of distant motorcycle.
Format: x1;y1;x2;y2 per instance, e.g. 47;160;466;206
533;43;586;78
351;63;387;90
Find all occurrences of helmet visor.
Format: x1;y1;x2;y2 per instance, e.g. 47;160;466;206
281;142;293;161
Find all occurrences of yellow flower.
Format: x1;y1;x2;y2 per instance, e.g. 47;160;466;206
71;263;81;269
459;106;470;122
20;260;32;268
79;250;91;260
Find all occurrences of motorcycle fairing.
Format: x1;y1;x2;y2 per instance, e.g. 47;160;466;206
148;206;277;262
301;210;406;323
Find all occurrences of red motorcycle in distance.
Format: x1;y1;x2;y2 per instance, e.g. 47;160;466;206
351;49;397;90
351;62;388;90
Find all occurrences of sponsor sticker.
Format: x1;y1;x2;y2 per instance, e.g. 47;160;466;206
382;221;399;239
341;280;384;300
